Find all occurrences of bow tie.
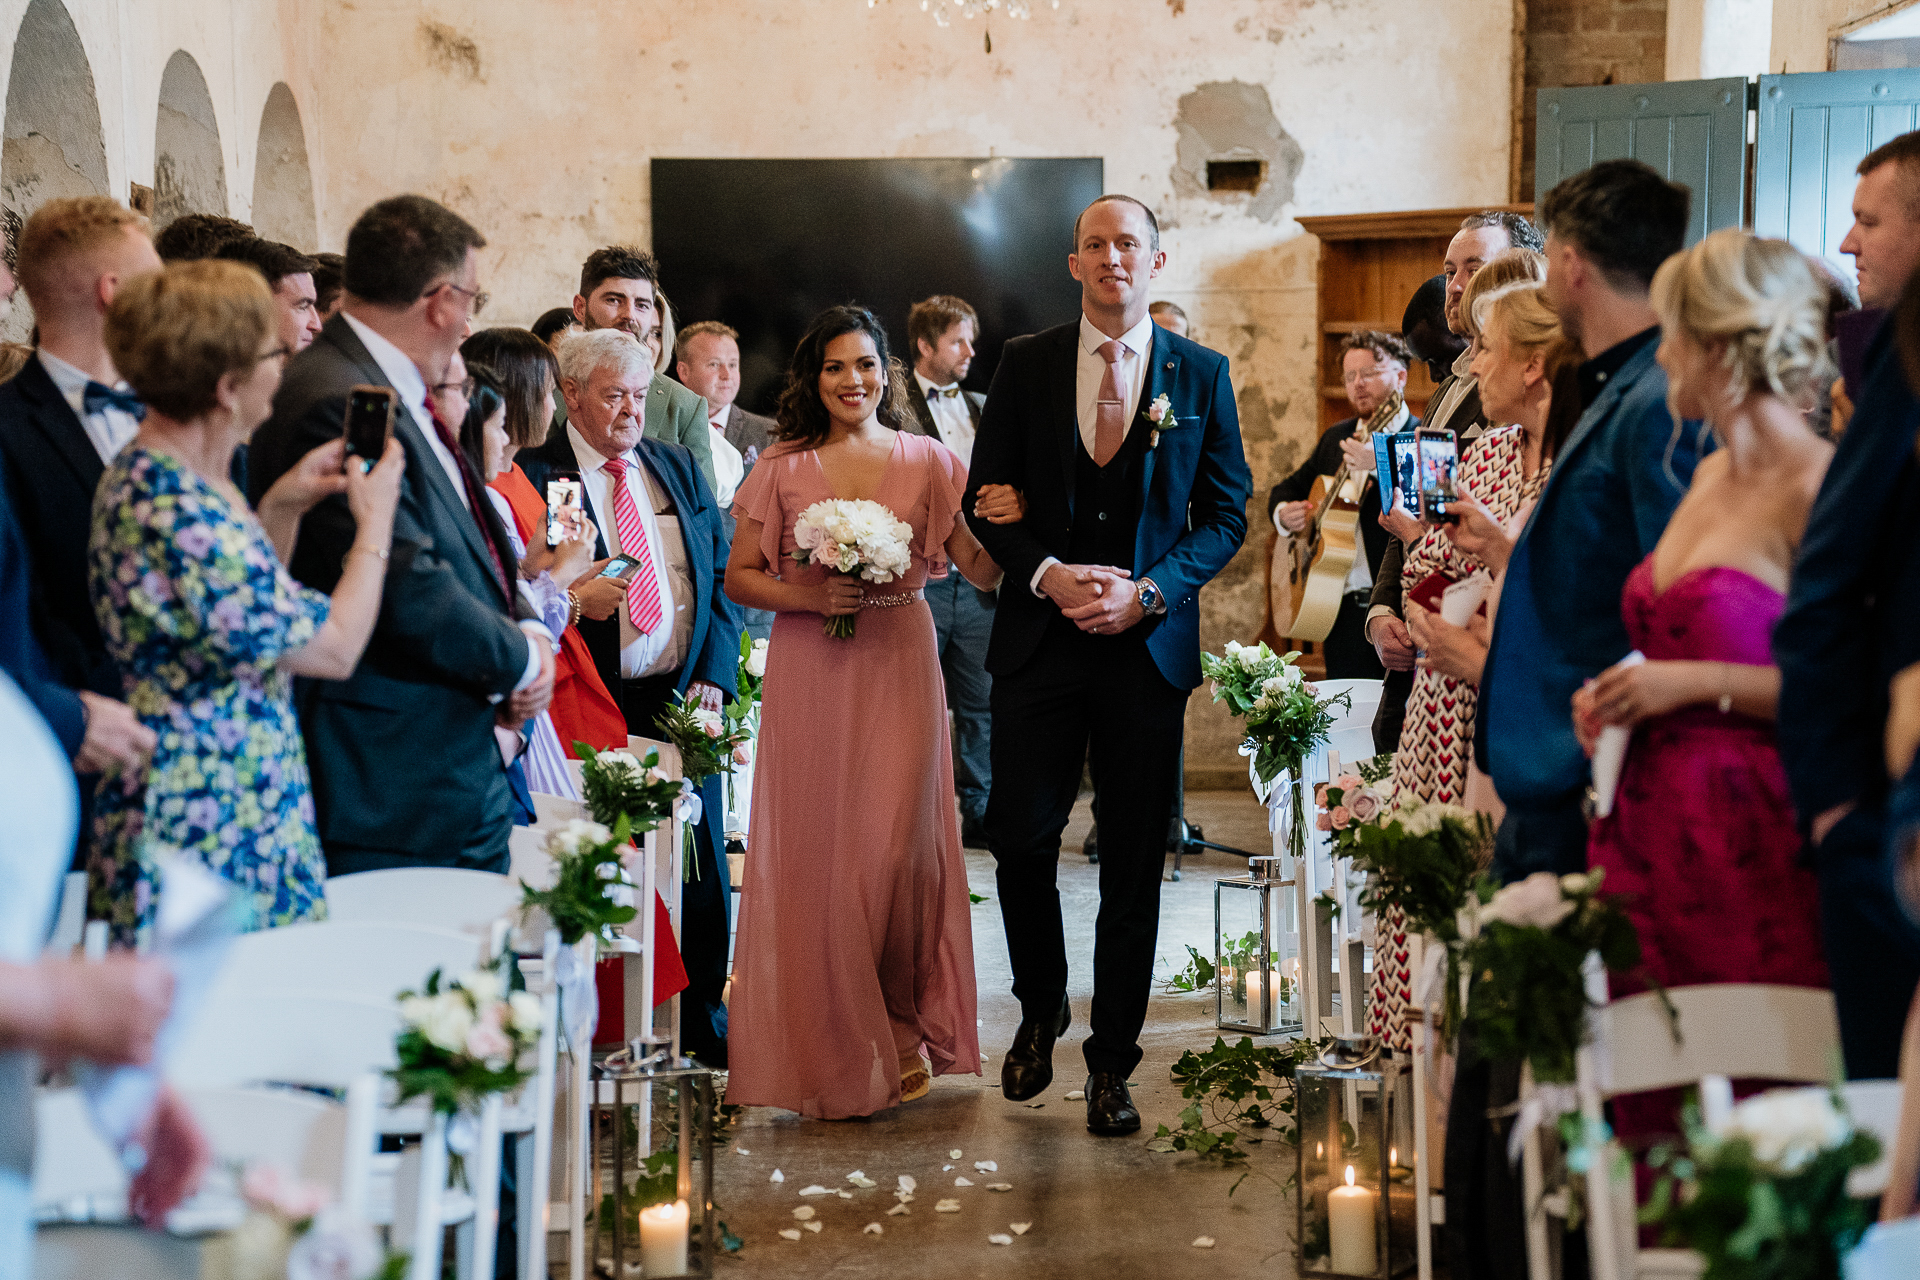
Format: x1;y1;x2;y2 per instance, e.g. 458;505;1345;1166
83;381;146;421
928;384;961;400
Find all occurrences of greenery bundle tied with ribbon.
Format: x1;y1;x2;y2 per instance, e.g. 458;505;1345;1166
1642;1089;1879;1280
1450;867;1665;1084
519;815;642;947
1201;642;1350;784
1318;763;1492;944
390;963;541;1115
655;691;753;790
573;742;683;836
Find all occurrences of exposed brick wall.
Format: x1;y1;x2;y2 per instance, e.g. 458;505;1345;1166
1521;0;1668;198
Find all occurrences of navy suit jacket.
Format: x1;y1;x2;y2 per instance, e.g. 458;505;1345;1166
246;314;536;866
963;320;1251;690
0;447;84;755
1775;315;1920;825
1477;334;1702;809
0;355;118;702
517;428;742;708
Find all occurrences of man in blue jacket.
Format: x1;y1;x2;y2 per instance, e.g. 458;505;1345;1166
1773;130;1920;1080
1476;159;1701;881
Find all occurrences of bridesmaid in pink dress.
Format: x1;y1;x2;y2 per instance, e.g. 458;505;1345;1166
1574;230;1834;1145
723;306;1002;1118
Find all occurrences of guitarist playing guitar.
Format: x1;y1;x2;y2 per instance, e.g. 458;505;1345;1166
1268;331;1418;678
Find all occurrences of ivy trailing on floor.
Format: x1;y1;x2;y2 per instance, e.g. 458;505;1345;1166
1146;1035;1327;1193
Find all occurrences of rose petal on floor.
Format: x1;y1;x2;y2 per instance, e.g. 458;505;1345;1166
1024;1101;1044;1108
792;1205;816;1221
863;1223;883;1234
804;1221;822;1234
954;1177;973;1187
974;1161;998;1172
848;1174;876;1189
942;1164;953;1171
986;1183;1013;1192
770;1169;784;1183
1192;1236;1216;1248
1010;1222;1031;1235
898;1175;916;1193
935;1199;962;1213
988;1233;1014;1245
798;1185;831;1196
779;1229;801;1241
838;1190;853;1199
886;1202;911;1217
1064;1090;1085;1101
949;1149;963;1159
736;1147;751;1155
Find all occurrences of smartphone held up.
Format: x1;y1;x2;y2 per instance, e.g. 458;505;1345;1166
342;385;396;473
1414;425;1459;524
545;476;585;547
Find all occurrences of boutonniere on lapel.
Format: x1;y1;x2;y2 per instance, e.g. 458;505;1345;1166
1144;394;1177;449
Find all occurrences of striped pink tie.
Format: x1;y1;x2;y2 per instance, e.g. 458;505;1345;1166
601;456;665;634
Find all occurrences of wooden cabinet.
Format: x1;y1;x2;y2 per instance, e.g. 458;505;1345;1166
1267;205;1533;661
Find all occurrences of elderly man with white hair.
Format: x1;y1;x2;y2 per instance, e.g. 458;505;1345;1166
518;327;743;1066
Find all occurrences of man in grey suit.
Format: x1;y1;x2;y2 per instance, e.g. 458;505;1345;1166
247;194;555;875
676;320;774;641
551;245;716;493
905;294;992;847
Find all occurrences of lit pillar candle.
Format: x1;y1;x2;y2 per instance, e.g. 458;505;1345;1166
1244;969;1279;1015
1328;1165;1377;1275
638;1198;690;1275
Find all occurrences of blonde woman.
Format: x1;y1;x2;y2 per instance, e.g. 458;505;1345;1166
1368;255;1556;1049
1573;229;1832;1143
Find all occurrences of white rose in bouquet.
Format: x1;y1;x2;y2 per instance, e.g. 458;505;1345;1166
1481;871;1577;931
599;750;642;775
1710;1087;1850;1173
461;969;503;1004
692;707;727;738
508;991;544;1036
547;818;612;859
745;638;769;678
404;991;475;1054
286;1206;386;1280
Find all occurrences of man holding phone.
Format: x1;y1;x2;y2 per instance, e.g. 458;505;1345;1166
247;195;555;877
1267;331;1416;679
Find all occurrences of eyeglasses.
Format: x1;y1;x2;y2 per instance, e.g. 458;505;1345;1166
426;280;490;316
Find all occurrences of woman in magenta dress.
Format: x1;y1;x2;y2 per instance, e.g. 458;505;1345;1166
724;306;1002;1118
1575;230;1834;1142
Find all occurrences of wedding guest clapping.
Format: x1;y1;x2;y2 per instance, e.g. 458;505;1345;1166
87;261;403;945
1576;228;1833;1143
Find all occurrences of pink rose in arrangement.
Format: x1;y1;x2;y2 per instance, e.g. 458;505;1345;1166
1348;789;1384;822
1330;805;1352;829
1314;782;1330;808
1316;813;1333;831
465;1021;513;1063
1335;774;1363;794
242;1162;331;1222
732;743;753;766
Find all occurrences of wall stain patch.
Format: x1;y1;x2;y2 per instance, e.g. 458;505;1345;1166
1170;81;1303;221
422;21;483;81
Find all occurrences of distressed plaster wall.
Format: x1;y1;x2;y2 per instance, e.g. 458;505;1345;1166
1771;0;1907;72
303;0;1514;784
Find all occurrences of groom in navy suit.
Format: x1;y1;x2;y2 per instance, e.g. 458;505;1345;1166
965;195;1250;1135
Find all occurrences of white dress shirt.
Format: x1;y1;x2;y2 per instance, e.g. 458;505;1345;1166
38;350;141;464
1030;311;1160;597
709;411;745;509
565;426;693;680
914;371;976;469
341;312;548;691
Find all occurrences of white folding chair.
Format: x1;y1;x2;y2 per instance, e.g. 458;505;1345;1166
533;791;587;828
324;867;523;935
1575;978;1844;1280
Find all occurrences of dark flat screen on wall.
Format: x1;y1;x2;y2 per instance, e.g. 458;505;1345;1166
651;158;1103;416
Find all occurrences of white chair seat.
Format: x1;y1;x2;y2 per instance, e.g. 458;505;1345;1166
325;867;523;934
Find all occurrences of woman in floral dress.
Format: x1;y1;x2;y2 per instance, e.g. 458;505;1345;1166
88;261;402;946
1368;271;1560;1048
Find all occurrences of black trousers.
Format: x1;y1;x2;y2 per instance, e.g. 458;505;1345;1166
1816;801;1920;1078
1321;591;1385;681
986;624;1188;1077
623;672;732;1060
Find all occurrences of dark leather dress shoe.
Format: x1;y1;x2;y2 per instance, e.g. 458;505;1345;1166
1000;996;1070;1101
1084;1071;1140;1136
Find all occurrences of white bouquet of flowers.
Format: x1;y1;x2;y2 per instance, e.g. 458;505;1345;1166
391;962;542;1115
790;498;914;637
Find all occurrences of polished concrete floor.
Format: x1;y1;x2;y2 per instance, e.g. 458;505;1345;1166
710;789;1301;1280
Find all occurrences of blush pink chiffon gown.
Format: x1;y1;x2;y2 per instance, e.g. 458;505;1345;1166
725;431;981;1118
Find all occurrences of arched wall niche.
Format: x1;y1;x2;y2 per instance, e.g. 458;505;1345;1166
251;82;316;250
2;0;110;339
154;49;228;230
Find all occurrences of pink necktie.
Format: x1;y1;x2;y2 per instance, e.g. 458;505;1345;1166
1094;339;1127;466
601;456;665;634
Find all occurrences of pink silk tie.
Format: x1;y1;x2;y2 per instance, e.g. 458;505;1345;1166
601;456;665;634
1094;339;1127;466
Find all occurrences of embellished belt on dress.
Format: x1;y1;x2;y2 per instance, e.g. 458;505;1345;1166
861;589;925;610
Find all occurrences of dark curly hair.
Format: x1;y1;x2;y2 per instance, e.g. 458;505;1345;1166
773;305;913;448
1341;329;1413;370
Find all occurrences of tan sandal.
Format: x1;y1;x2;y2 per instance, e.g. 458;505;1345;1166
900;1052;931;1103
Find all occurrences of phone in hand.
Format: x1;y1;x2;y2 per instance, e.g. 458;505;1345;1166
1415;425;1459;524
342;385;396;472
1375;430;1420;517
598;554;643;580
545;476;584;546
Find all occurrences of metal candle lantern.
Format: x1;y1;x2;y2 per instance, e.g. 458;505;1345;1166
1295;1035;1417;1279
590;1046;719;1277
1215;855;1301;1034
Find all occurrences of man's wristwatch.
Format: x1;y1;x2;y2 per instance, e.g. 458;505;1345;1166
1136;577;1167;615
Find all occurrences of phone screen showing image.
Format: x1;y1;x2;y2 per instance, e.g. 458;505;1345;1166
598;554;643;580
1388;432;1421;516
545;477;583;546
1417;430;1459;523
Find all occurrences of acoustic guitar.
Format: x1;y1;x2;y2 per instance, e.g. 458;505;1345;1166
1269;390;1403;643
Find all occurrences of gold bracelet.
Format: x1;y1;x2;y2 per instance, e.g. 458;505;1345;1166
566;590;582;629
